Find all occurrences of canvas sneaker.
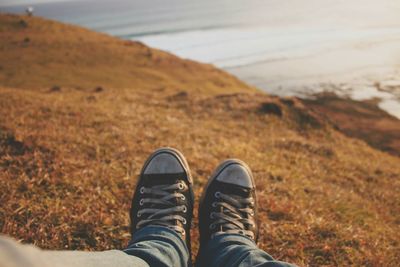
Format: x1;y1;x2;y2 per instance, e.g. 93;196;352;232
198;159;258;247
129;148;194;252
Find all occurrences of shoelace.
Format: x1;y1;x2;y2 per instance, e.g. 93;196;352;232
210;191;255;239
137;181;187;236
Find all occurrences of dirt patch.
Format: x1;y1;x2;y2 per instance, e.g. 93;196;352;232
259;102;283;116
0;128;29;156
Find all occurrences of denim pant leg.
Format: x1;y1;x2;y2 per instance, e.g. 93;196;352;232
124;226;190;267
197;233;296;267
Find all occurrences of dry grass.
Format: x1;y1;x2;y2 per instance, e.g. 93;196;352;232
0;14;255;95
1;14;400;266
304;92;400;156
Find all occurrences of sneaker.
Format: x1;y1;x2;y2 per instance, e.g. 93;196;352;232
198;159;258;246
130;148;194;251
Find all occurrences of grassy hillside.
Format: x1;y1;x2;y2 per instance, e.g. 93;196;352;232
304;93;400;156
0;14;254;95
1;14;400;266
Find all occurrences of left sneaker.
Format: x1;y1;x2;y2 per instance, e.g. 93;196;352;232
129;148;194;252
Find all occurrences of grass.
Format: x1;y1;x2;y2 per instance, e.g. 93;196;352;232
304;92;400;156
1;14;400;266
0;14;255;95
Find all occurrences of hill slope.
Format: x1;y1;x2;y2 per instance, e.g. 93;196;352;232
304;93;400;156
1;14;400;266
0;14;255;95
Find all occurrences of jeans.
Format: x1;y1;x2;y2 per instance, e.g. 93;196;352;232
124;226;295;267
124;226;190;267
1;226;295;267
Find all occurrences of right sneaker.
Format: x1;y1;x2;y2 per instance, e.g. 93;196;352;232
198;159;259;247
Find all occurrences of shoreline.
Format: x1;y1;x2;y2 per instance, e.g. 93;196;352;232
243;71;400;119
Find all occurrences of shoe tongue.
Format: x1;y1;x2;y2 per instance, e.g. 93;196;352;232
219;181;251;198
142;172;187;186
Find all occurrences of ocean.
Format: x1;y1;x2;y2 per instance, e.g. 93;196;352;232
2;0;400;117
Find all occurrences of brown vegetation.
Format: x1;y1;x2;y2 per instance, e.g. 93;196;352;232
304;92;400;156
1;14;400;266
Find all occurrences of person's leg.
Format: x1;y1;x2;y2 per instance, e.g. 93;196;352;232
0;235;148;267
124;225;189;267
197;159;296;267
197;233;294;267
124;148;194;267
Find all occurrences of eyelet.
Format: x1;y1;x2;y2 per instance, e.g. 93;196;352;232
180;195;186;201
212;202;217;208
250;211;254;216
214;192;221;198
182;229;186;236
210;212;215;219
137;212;142;217
140;187;145;194
182;206;187;213
209;224;215;230
139;199;144;206
178;183;185;190
182;218;187;225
